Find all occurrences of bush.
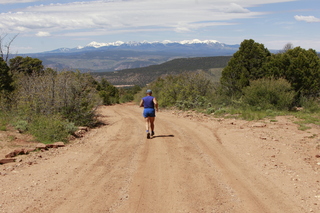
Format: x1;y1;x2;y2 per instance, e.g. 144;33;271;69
96;78;119;105
298;96;320;113
206;107;215;114
14;120;28;133
14;70;101;127
136;70;216;110
242;78;295;110
28;115;77;144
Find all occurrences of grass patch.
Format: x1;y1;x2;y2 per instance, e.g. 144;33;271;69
291;111;320;131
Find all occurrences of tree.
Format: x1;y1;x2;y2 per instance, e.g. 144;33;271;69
265;47;320;97
9;56;44;76
96;78;119;105
220;39;271;96
278;43;294;54
0;57;13;92
0;34;18;62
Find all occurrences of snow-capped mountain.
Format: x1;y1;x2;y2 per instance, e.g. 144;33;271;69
28;39;239;72
46;39;239;54
81;39;221;49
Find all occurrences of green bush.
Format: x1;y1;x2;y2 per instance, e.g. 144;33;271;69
206;107;215;114
242;78;295;110
136;70;216;110
214;108;227;115
298;96;320;113
14;120;28;133
28;115;77;144
0;111;8;131
14;70;101;127
96;78;119;105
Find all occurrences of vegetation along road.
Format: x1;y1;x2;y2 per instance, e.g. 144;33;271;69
1;103;320;213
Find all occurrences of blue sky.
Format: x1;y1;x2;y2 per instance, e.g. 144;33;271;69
0;0;319;53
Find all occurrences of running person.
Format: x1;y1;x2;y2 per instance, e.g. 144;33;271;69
139;89;159;139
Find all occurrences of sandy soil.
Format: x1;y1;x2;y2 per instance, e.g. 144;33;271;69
1;103;320;213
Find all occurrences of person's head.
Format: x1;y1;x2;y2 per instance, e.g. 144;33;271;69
146;89;152;95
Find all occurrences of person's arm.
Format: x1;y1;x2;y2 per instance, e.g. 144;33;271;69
139;99;144;107
153;97;159;112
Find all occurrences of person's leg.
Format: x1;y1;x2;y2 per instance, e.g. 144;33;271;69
144;117;151;139
145;117;150;132
149;117;155;131
149;117;155;136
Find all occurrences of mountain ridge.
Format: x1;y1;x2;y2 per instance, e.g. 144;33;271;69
23;39;240;71
44;39;239;54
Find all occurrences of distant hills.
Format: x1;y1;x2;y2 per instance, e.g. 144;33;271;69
24;39;240;72
93;56;232;86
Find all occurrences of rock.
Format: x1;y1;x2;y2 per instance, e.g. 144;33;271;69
13;149;24;156
5;148;33;158
316;154;320;158
46;142;64;148
5;152;16;158
0;158;16;165
53;142;65;147
26;148;36;153
78;127;89;131
36;143;47;150
74;130;87;138
46;144;55;148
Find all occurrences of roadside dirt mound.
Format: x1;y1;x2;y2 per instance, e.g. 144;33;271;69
1;103;320;213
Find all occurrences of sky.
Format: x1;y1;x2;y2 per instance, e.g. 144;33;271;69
0;0;319;54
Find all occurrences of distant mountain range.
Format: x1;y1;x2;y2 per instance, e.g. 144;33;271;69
46;39;240;54
24;39;241;71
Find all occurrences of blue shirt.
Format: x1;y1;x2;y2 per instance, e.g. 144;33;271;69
142;96;155;108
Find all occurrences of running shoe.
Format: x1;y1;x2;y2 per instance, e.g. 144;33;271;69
147;132;150;139
151;131;155;136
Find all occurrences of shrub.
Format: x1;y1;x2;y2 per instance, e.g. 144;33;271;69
242;78;295;110
14;70;101;127
298;96;320;113
137;70;216;110
28;115;77;144
96;78;119;105
206;107;215;114
14;120;28;133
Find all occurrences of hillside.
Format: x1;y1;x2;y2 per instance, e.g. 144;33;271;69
93;56;231;86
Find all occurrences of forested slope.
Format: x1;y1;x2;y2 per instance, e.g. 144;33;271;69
93;56;231;86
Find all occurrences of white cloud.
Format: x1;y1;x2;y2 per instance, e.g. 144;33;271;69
0;0;299;36
224;3;250;13
36;31;51;37
294;15;320;23
0;0;41;4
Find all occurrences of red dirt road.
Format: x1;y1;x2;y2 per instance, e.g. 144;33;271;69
1;103;320;212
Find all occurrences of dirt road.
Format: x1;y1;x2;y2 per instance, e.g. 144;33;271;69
1;103;320;213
